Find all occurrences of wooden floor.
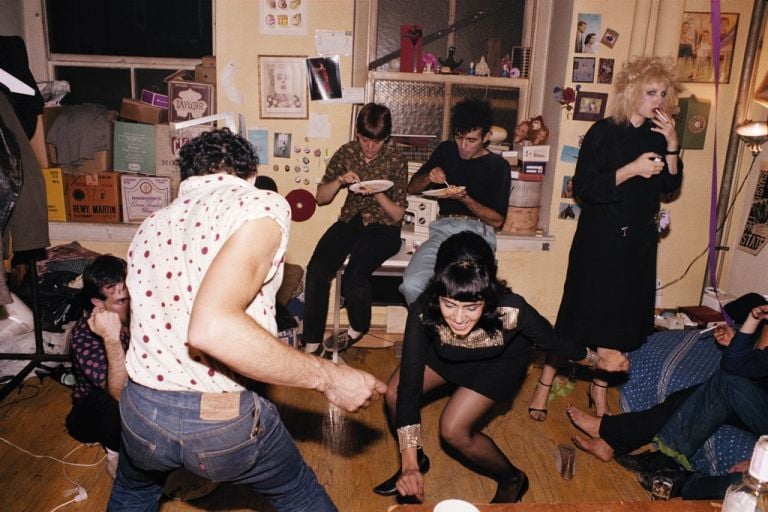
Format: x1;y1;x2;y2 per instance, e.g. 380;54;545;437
0;331;650;511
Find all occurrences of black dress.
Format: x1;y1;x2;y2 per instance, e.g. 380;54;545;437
556;118;683;352
396;292;587;429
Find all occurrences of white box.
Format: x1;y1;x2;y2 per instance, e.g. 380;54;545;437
120;175;171;223
521;145;550;163
701;287;736;312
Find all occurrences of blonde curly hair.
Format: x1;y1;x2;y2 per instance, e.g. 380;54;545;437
612;56;683;124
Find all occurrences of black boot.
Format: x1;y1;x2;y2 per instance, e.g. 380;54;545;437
372;449;430;496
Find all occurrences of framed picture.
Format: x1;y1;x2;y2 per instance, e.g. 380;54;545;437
575;13;601;54
677;12;739;83
258;56;308;119
572;57;596;83
306;56;342;100
597;58;614;84
573;91;607;121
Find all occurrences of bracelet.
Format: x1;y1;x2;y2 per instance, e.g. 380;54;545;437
572;348;599;369
665;148;681;156
397;424;423;452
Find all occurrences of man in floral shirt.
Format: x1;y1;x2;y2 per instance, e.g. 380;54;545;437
302;103;408;354
65;255;129;478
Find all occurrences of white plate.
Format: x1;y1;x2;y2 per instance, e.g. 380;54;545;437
422;185;466;198
349;179;394;195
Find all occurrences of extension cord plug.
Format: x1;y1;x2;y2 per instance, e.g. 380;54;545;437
75;486;88;502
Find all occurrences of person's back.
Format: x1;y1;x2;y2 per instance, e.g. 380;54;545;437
111;129;386;512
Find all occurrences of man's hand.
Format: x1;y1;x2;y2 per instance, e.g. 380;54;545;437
87;307;122;345
321;363;387;412
596;348;630;373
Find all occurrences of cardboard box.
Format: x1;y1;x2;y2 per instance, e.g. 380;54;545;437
140;89;169;109
194;59;216;85
521;145;550;163
120;98;168;124
120;174;171;223
167;80;216;123
113;121;156;174
66;172;121;223
154;123;211;199
41;167;68;222
31;106;114;172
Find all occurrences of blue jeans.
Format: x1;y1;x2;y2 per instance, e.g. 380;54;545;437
657;370;768;460
399;218;497;305
108;380;336;512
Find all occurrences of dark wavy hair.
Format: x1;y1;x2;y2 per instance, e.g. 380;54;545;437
176;128;259;181
421;231;510;334
451;98;493;137
81;255;127;312
356;102;392;141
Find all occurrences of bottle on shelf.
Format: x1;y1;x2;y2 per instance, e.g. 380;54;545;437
721;435;768;511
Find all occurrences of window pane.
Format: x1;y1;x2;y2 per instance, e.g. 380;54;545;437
374;0;524;73
135;68;179;98
54;66;131;110
46;0;212;58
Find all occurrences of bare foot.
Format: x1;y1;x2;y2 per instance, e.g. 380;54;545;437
566;404;601;438
572;434;614;462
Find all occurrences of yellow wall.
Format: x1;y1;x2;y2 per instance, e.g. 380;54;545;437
215;0;356;268
51;0;765;324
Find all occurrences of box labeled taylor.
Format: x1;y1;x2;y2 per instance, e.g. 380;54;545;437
120;175;171;223
66;172;121;223
42;167;68;222
167;80;216;123
113;121;156;174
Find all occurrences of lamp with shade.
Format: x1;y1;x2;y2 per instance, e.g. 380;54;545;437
734;71;768;156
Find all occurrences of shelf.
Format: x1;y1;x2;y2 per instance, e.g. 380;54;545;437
49;222;138;243
369;71;527;88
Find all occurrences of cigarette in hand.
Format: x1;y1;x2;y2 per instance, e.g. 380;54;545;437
699;325;719;335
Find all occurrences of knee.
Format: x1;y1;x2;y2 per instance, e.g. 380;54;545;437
439;421;470;451
306;258;337;282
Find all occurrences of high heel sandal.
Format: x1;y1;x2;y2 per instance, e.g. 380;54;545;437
528;379;552;422
491;469;529;503
587;381;608;413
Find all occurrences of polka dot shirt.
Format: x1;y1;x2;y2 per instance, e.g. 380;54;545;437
125;174;290;392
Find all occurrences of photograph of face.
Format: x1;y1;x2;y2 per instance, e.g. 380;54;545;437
597;58;614;84
561;176;574;199
575;13;601;54
677;12;739;83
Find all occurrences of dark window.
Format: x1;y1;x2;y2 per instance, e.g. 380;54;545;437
46;0;212;58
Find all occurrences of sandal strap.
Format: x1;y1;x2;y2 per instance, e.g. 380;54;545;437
537;379;553;388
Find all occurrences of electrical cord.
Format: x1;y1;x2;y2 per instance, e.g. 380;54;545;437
657;152;759;291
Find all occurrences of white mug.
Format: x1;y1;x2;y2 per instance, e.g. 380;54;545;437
433;499;480;512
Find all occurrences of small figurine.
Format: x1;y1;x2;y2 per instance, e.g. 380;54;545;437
475;56;490;76
422;52;439;74
513;115;550;146
500;64;510;77
468;62;475;76
439;46;463;72
500;53;511;77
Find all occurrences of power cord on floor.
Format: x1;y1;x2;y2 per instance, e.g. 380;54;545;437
0;436;105;510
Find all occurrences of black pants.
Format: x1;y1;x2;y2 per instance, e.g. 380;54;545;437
600;385;698;454
65;387;121;451
301;216;401;344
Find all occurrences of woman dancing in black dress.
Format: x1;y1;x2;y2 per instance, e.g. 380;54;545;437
373;231;628;503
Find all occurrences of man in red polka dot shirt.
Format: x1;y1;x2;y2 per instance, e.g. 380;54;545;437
110;129;387;511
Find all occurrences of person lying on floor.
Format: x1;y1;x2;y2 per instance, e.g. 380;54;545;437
567;293;768;499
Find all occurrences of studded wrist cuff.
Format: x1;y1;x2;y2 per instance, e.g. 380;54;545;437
397;424;423;452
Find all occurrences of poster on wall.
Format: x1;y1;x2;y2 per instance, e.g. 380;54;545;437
677;12;738;83
260;0;308;36
258;56;308;119
738;168;768;256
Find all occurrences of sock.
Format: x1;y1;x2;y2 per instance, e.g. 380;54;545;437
347;328;362;339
